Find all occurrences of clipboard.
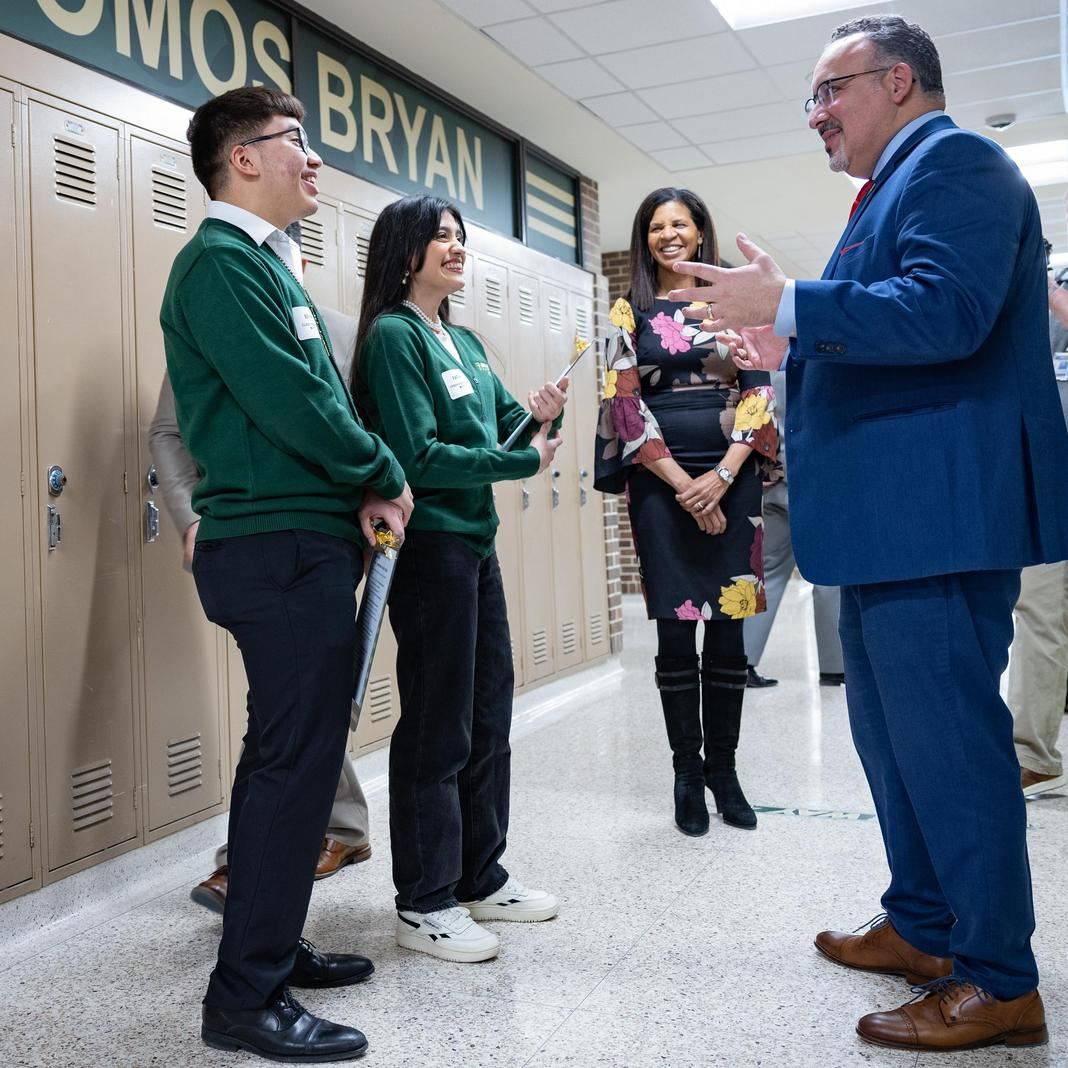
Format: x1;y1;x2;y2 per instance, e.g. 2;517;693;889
500;336;592;452
350;522;401;730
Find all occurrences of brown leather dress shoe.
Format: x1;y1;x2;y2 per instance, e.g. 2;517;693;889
857;979;1048;1051
190;866;228;914
314;837;372;880
815;913;952;984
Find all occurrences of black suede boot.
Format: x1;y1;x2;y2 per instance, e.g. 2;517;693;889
701;655;757;829
654;655;708;837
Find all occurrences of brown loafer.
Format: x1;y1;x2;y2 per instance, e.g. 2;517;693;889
815;913;952;984
857;979;1048;1051
314;837;372;880
190;865;228;914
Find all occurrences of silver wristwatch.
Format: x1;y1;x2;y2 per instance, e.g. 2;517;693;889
714;465;735;485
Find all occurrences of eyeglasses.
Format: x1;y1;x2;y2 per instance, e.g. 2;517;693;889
239;124;311;155
804;67;892;115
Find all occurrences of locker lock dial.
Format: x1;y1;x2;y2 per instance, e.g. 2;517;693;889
47;465;67;496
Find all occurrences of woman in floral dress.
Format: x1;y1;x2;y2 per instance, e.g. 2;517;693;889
594;187;777;836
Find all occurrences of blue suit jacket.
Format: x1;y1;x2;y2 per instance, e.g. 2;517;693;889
787;114;1068;586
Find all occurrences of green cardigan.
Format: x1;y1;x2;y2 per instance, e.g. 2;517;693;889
160;219;405;543
357;308;543;557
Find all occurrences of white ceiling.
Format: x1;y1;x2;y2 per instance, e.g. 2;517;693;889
310;0;1068;278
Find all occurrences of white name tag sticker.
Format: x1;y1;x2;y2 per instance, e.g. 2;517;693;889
442;368;474;399
291;306;320;341
1054;352;1068;382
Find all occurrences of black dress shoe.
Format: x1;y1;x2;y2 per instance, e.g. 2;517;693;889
288;938;375;989
746;666;778;688
202;989;367;1062
819;672;846;686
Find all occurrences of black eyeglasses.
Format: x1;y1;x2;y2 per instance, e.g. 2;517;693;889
239;124;311;155
804;67;892;115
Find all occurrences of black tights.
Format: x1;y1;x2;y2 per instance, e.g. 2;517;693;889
656;618;745;661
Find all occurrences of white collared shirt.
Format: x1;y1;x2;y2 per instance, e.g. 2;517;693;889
207;201;303;282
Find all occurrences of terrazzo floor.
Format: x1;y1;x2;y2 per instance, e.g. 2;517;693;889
1;586;1065;1068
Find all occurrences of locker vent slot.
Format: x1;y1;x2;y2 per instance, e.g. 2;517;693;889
575;305;591;338
484;275;503;318
301;218;326;267
150;167;187;231
71;759;114;832
54;136;97;207
450;287;467;310
167;733;204;796
561;620;578;657
588;613;605;647
368;676;393;723
355;233;370;277
548;297;564;333
518;286;535;325
532;628;549;666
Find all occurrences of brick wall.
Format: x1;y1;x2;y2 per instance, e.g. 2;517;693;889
600;248;642;597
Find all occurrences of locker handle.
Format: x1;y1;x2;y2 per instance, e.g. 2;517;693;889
47;505;61;551
144;500;160;543
580;487;588;507
552;487;560;509
522;487;530;511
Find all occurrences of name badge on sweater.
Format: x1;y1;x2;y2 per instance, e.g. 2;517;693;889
442;368;474;399
291;306;320;341
1055;352;1068;382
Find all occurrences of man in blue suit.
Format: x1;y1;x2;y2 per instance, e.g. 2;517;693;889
670;14;1068;1054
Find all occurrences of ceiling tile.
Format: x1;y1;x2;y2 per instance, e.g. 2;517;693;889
650;145;714;171
935;17;1058;74
951;91;1065;133
482;16;584;65
535;57;625;96
765;59;818;102
735;5;893;68
894;0;1060;37
439;0;536;25
527;0;606;10
640;68;782;118
945;56;1061;107
701;127;816;165
551;0;729;56
617;121;690;151
580;90;659;125
674;100;805;143
596;33;757;91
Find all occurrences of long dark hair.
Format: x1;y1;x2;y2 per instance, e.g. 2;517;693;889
626;187;719;312
351;194;467;395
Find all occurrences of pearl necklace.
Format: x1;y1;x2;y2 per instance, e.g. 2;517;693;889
401;299;444;333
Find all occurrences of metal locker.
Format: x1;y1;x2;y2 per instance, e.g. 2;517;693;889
353;627;399;754
473;255;525;686
300;197;342;313
129;134;225;833
0;86;35;894
341;206;376;318
28;99;138;870
570;292;610;660
509;269;556;682
541;280;585;671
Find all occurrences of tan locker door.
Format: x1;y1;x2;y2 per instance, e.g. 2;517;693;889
473;256;524;685
300;199;341;313
509;270;555;681
0;87;34;892
542;281;584;670
129;135;224;832
571;294;610;660
29;100;137;869
341;207;376;317
353;624;399;754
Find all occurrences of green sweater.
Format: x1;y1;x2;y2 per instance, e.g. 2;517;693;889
160;219;405;543
357;308;542;556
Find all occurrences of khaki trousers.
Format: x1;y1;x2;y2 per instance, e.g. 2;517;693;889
1008;561;1068;776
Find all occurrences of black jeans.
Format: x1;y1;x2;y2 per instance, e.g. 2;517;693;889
388;531;513;913
193;530;360;1009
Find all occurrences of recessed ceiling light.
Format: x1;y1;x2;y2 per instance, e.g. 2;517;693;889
712;0;883;31
1005;140;1068;188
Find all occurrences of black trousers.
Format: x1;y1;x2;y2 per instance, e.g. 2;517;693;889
193;530;360;1009
388;531;513;913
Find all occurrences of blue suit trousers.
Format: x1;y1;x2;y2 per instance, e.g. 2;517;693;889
839;569;1038;998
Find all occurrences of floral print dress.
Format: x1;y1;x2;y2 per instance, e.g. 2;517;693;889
594;297;778;622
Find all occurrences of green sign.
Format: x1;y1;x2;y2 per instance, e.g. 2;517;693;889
525;152;579;265
293;24;515;236
1;0;581;256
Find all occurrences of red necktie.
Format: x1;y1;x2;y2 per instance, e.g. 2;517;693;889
848;179;874;219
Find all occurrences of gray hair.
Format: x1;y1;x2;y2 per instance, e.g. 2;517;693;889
831;15;944;100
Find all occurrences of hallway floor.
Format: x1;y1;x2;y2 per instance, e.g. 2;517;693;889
1;587;1064;1068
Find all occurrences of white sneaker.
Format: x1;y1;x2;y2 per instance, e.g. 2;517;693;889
459;877;559;923
395;906;500;962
